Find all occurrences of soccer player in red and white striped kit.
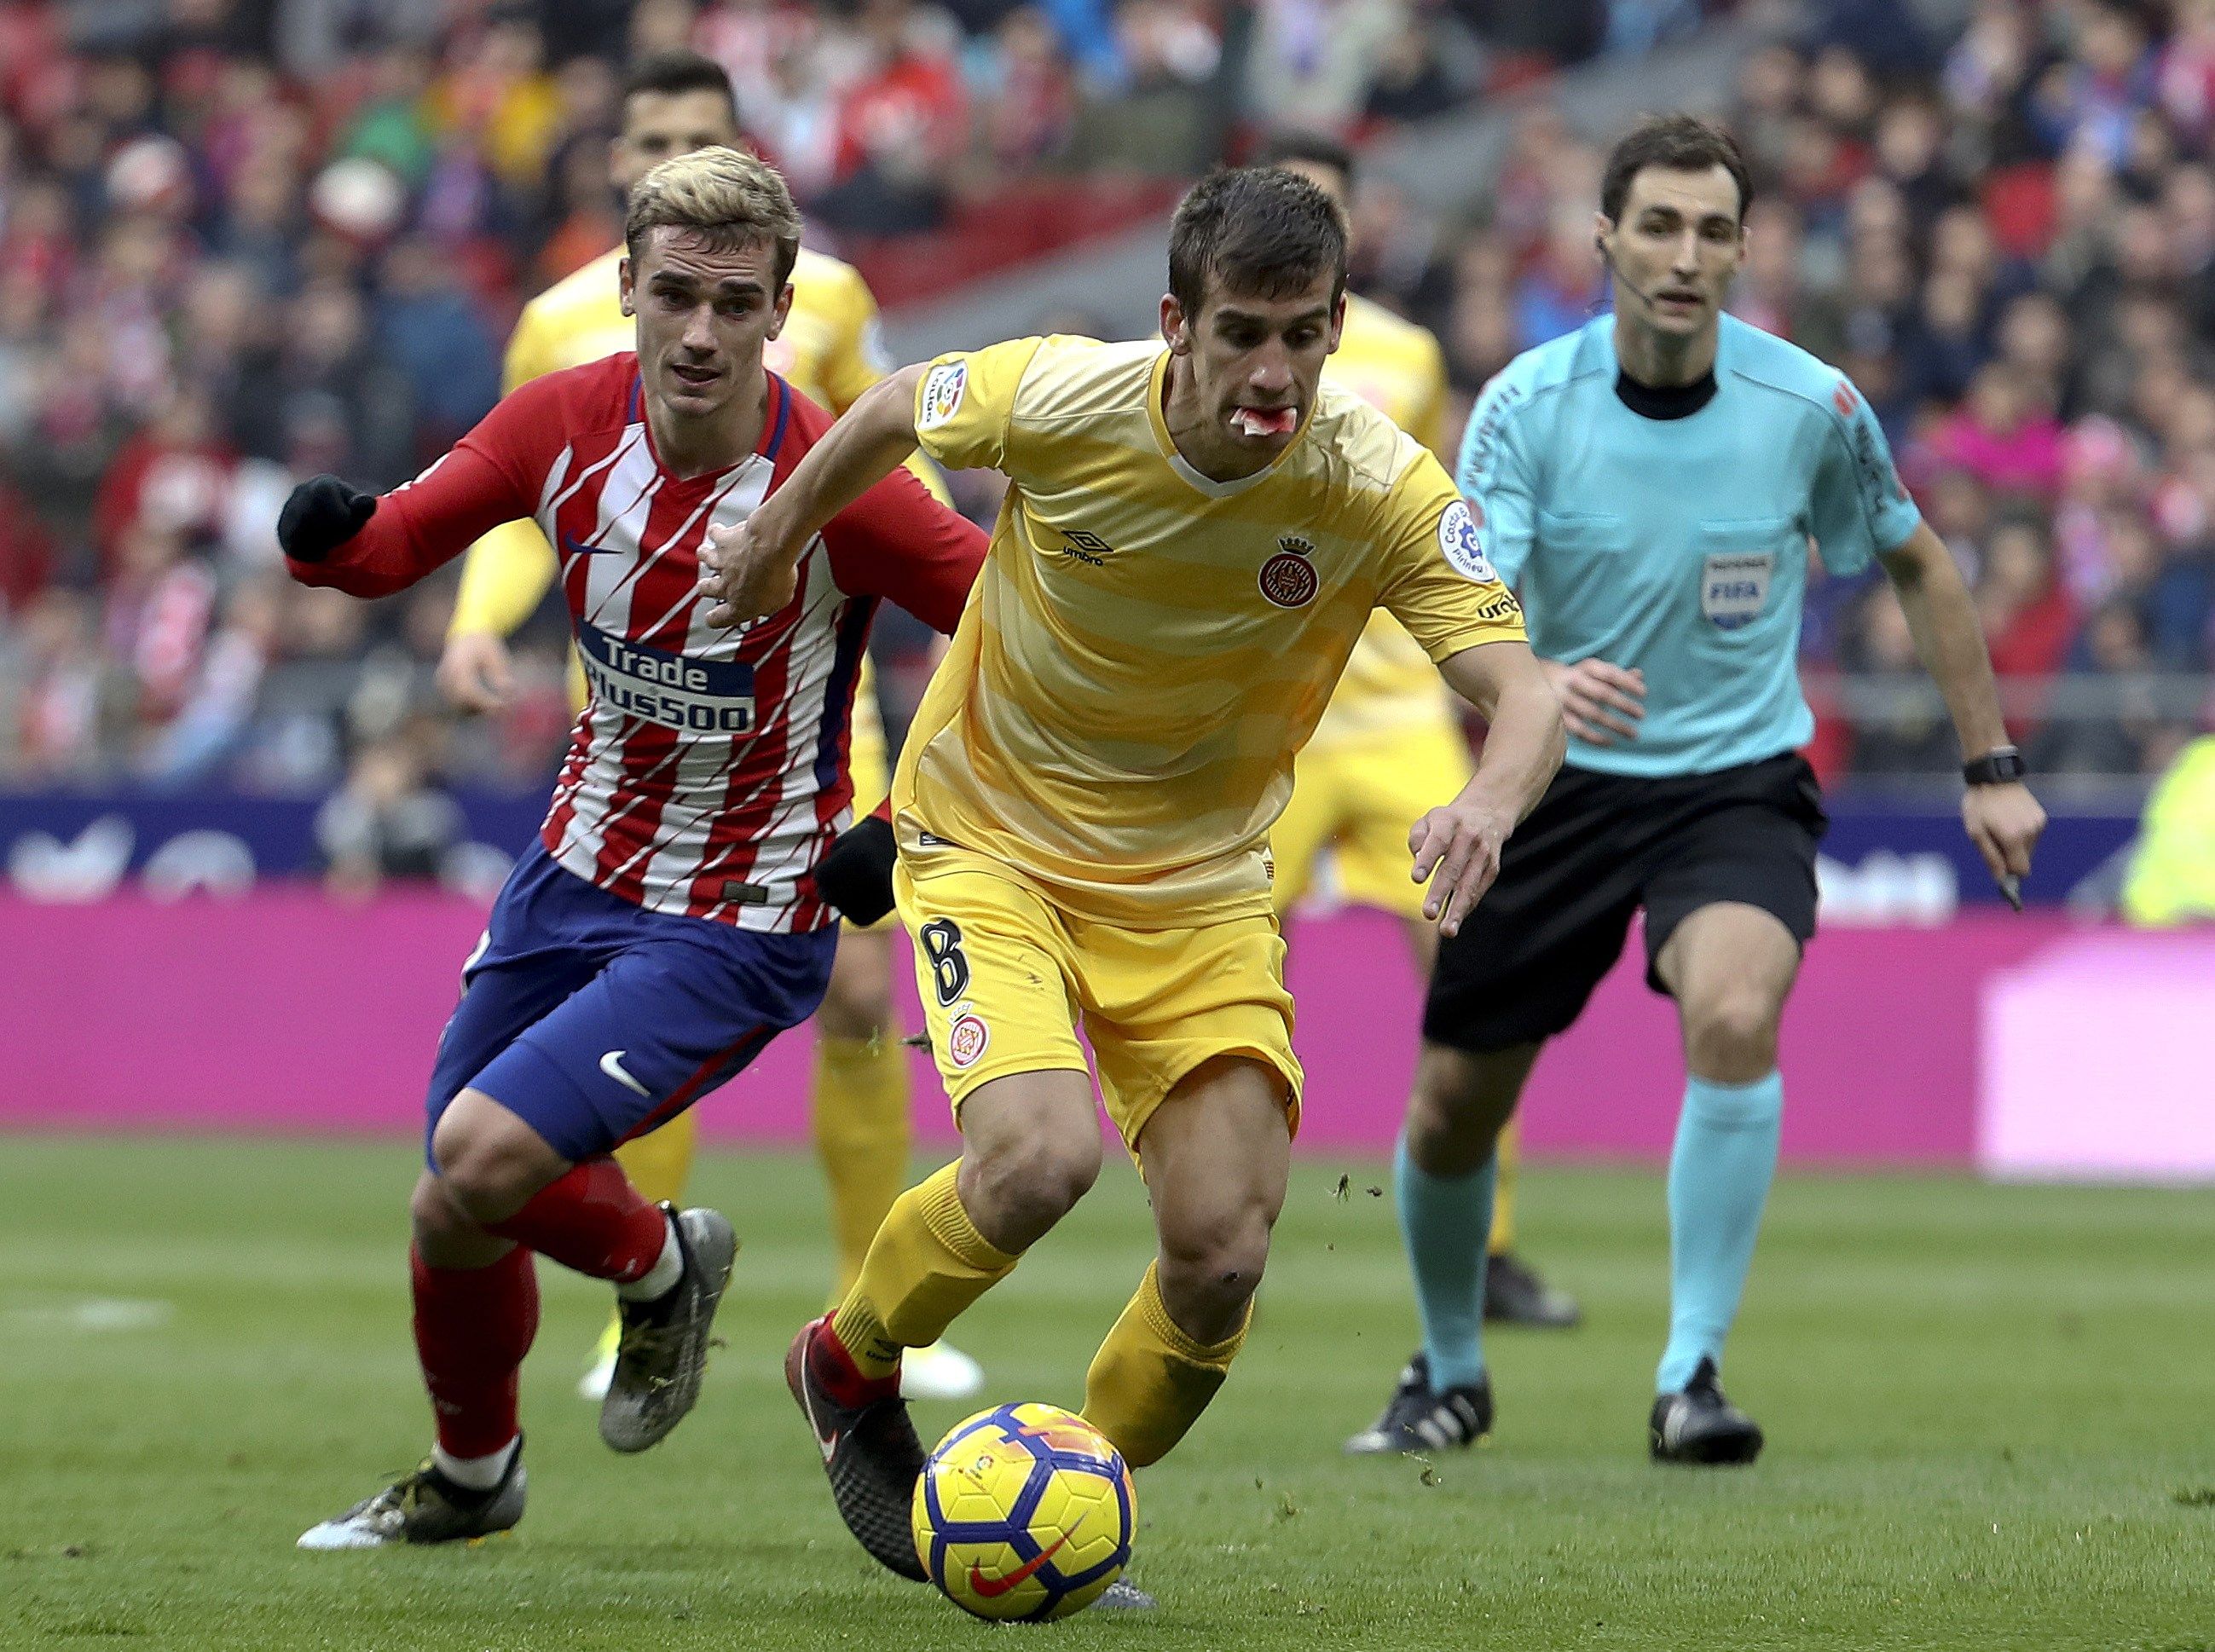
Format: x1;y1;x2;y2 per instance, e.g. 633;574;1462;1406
281;147;983;1548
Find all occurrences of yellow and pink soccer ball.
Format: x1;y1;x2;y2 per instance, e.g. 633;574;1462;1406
911;1401;1135;1621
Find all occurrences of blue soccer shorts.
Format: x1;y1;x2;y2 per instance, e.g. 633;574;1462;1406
423;842;837;1165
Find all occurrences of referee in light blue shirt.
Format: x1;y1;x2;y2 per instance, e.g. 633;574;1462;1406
1348;114;2048;1465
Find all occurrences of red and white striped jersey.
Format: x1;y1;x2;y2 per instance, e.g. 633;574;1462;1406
286;352;984;932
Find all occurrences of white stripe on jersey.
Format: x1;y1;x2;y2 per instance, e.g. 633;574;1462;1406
536;420;858;931
633;540;851;929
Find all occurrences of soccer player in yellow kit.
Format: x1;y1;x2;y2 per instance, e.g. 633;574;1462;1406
1260;135;1578;1331
435;50;982;1404
697;165;1564;1594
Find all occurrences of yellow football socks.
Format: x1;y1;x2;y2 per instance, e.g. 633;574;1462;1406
1081;1261;1249;1468
830;1161;1017;1378
612;1108;697;1208
1488;1121;1519;1256
811;1032;914;1304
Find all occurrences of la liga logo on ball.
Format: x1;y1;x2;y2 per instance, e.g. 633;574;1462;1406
1259;534;1319;608
913;1401;1136;1621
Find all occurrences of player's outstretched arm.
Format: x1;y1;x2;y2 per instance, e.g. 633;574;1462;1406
699;365;928;627
818;463;987;637
1411;639;1566;938
1877;521;2047;888
280;383;553;601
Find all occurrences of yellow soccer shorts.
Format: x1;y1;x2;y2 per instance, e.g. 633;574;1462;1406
894;853;1304;1152
1271;715;1476;919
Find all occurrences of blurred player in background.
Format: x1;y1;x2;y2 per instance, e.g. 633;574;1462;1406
699;165;1564;1593
435;51;983;1405
1259;131;1578;1333
1352;115;2045;1464
284;149;985;1548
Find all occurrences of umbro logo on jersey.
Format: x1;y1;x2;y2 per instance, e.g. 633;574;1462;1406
1060;529;1116;568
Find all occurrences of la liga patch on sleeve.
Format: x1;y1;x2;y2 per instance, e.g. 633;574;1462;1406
1437;500;1495;583
919;361;968;430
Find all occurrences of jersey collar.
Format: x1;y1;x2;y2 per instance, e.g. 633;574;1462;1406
1145;349;1304;500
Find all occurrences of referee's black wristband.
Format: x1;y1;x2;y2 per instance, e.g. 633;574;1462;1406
1963;747;2027;787
814;814;897;925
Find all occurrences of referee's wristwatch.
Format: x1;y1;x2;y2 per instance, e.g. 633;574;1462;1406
1963;745;2027;786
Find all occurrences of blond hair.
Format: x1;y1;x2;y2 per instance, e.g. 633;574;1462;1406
624;146;802;289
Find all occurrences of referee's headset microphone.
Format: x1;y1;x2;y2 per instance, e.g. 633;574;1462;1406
1595;233;1663;315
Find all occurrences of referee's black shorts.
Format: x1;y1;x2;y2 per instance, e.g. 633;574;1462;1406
1423;752;1827;1054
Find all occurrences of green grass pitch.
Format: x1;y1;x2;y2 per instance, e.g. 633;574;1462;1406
4;1137;2211;1649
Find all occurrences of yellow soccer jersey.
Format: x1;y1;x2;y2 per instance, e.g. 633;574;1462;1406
448;243;894;637
897;333;1526;928
1314;292;1461;747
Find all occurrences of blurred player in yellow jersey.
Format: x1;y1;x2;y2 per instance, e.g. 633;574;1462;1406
434;50;982;1404
698;165;1564;1595
1261;135;1578;1332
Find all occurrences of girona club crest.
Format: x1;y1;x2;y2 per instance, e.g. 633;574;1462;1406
1258;534;1319;608
947;1011;991;1069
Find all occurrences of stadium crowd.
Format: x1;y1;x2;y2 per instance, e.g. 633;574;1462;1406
0;0;2208;806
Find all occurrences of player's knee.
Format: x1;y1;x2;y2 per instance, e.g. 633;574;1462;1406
1405;1048;1516;1175
1156;1198;1275;1322
409;1170;481;1250
961;1129;1100;1240
430;1121;546;1224
1686;988;1781;1079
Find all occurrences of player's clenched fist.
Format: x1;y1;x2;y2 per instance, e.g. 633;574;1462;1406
1409;791;1518;939
1542;656;1645;745
698;516;796;629
278;475;377;563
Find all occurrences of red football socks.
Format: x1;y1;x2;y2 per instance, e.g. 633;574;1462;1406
809;1314;899;1409
411;1244;539;1459
484;1157;671;1283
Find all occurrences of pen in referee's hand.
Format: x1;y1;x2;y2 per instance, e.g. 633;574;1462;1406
1998;873;2022;912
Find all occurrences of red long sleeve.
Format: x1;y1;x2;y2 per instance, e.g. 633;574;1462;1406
284;375;563;598
818;461;986;636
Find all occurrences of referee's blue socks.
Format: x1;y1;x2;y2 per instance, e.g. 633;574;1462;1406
1396;1133;1495;1391
1658;1070;1783;1394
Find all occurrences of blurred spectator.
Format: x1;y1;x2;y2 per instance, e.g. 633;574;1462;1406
1840;583;1962;775
1069;0;1225;175
91;384;237;581
1978;513;2079;695
1928;362;2068;500
140;575;281;784
375;233;503;459
1243;0;1414;136
811;0;968;234
4;589;110;779
315;731;466;895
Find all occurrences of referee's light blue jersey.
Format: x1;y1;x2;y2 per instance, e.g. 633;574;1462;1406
1456;313;1922;778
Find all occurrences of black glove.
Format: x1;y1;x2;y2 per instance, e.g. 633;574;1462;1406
278;475;377;563
813;814;897;926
